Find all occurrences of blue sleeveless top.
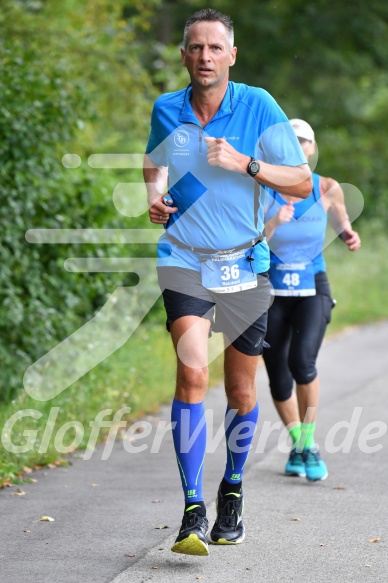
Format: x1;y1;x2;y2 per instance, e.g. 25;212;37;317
265;173;327;274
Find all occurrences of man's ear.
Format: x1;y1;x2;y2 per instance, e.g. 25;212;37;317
181;47;186;66
229;46;237;67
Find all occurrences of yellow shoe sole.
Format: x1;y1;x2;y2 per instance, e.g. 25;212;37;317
209;536;244;545
171;533;209;556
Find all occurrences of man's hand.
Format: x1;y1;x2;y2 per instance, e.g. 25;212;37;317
204;137;248;173
149;195;178;224
204;136;311;198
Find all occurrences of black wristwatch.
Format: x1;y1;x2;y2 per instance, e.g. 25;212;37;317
247;157;260;177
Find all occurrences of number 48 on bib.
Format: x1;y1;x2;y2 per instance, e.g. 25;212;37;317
269;262;316;296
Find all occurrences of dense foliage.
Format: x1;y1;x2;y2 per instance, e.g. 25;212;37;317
0;0;160;402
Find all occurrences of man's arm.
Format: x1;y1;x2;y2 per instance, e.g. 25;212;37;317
204;137;312;198
143;155;176;224
322;177;361;251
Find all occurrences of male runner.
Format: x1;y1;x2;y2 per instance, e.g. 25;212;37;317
144;9;311;556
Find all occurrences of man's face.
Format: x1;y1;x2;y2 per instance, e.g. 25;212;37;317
181;21;237;90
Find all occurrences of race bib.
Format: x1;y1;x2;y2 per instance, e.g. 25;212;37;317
269;262;316;296
200;249;257;294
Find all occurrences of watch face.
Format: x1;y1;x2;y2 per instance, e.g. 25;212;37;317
249;160;260;175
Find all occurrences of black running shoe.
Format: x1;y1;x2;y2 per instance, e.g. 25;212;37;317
171;508;209;556
210;488;245;544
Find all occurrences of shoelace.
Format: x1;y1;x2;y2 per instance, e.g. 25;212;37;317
290;450;304;462
182;512;207;530
304;450;320;465
218;499;241;527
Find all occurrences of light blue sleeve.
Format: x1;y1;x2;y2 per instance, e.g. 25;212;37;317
145;101;168;167
257;120;307;166
253;90;307;167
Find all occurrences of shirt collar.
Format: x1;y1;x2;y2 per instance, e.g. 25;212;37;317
178;82;234;125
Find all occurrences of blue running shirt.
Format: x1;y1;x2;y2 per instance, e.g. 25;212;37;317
146;82;307;273
266;173;328;274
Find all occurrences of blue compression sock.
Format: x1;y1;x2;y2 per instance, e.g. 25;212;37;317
224;402;259;484
171;398;207;503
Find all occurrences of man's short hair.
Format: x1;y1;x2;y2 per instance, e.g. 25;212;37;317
183;8;234;50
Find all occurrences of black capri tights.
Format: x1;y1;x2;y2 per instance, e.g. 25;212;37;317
263;273;334;402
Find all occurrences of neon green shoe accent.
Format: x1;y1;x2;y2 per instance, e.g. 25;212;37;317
185;504;202;512
211;535;244;545
171;534;209;556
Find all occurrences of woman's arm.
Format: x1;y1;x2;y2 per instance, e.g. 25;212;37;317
322;177;361;251
265;201;295;241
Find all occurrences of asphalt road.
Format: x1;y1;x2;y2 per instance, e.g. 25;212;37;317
1;321;387;583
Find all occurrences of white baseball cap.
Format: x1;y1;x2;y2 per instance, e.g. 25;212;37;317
290;118;315;143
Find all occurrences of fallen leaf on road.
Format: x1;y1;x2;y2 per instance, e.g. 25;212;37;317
291;517;301;521
23;530;31;533
151;566;158;569
333;486;346;490
39;516;55;522
368;538;381;543
30;479;38;483
123;553;136;557
196;577;206;580
91;483;99;488
23;467;33;474
319;543;327;547
13;489;26;496
154;524;169;529
152;500;161;503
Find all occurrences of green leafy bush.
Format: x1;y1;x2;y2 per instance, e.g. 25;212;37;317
0;43;140;403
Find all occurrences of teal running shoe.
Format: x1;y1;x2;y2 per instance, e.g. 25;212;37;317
303;446;328;481
285;448;306;477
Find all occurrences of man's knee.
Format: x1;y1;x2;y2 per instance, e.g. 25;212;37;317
177;364;208;391
225;381;257;414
